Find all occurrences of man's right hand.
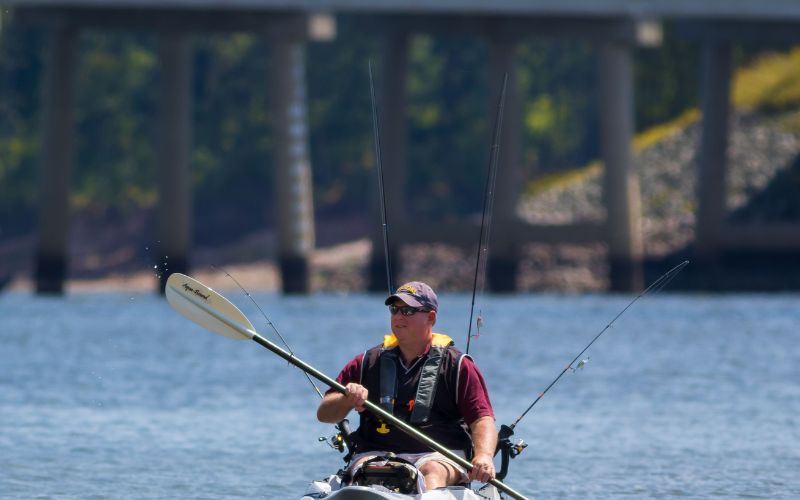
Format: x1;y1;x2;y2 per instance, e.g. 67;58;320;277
344;383;368;412
317;383;369;422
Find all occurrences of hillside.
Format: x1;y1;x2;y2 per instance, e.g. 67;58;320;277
513;48;800;290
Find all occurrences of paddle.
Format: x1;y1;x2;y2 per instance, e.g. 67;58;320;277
164;273;528;500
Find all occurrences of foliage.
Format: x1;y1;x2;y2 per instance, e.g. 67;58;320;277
0;23;44;239
1;15;797;244
733;47;800;112
517;38;597;174
73;32;158;211
191;33;273;243
406;34;489;219
634;26;700;131
306;16;378;217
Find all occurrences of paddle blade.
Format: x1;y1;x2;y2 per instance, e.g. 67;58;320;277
165;273;256;341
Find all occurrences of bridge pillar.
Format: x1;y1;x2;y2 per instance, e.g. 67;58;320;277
487;34;522;292
34;23;77;294
695;41;732;265
271;41;315;294
156;31;193;293
596;40;643;291
369;31;408;293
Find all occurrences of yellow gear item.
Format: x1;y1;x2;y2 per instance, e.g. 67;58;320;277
382;332;453;348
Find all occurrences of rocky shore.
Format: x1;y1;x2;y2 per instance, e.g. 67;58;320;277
514;110;800;291
387;109;800;292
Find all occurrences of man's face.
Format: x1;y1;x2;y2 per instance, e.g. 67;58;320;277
388;299;435;342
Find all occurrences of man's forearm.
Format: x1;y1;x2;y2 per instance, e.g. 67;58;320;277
317;393;352;423
470;416;498;457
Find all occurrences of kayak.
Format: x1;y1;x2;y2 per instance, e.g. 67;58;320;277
301;475;502;499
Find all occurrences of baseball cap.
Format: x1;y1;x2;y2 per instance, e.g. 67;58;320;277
384;281;438;311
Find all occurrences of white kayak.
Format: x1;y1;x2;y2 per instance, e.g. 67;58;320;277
301;475;502;500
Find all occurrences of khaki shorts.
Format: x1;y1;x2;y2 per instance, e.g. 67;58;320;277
348;450;469;492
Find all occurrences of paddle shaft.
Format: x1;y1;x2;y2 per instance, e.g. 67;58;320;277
184;291;527;499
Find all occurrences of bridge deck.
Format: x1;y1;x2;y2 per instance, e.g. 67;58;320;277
6;0;800;20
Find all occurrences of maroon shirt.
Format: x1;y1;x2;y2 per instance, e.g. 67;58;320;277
330;346;494;426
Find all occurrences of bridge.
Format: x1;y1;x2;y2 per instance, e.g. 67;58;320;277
4;0;800;293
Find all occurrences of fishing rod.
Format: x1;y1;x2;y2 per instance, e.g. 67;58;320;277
212;265;354;456
493;260;690;478
165;272;529;500
368;60;394;295
508;259;689;430
466;73;508;355
212;265;324;398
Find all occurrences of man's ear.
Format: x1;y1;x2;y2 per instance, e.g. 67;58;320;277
428;310;437;327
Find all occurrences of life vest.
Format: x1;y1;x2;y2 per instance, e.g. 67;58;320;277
351;333;474;455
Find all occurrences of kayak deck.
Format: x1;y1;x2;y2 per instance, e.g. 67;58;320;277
302;477;501;500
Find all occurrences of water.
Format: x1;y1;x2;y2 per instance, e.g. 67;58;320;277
1;290;798;498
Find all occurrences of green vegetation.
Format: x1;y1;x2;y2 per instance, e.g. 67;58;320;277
0;15;796;244
733;47;800;112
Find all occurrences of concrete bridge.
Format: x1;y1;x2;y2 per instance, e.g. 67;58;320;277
4;0;800;293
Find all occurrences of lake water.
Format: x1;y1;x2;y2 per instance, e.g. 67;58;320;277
1;289;798;498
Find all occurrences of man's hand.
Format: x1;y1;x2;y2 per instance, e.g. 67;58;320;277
344;383;368;412
468;416;497;483
317;383;369;423
468;451;496;483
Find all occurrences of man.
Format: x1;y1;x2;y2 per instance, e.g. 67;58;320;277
317;281;497;491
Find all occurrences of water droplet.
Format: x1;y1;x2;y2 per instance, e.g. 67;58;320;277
153;265;158;269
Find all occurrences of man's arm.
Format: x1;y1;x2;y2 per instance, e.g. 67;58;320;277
318;354;365;423
468;415;497;483
456;356;497;483
316;383;369;423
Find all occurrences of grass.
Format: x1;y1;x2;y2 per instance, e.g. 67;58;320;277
733;47;800;111
526;46;800;195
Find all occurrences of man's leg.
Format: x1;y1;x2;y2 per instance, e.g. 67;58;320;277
418;459;464;489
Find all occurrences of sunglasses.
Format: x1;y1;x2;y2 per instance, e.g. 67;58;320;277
388;304;428;316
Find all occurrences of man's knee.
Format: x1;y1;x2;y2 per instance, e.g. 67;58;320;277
419;460;459;488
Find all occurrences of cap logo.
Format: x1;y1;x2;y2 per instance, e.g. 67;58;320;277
398;284;418;295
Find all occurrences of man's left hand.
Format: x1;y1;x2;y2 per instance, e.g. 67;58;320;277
468;452;495;483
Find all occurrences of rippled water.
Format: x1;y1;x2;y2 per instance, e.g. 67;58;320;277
1;290;798;498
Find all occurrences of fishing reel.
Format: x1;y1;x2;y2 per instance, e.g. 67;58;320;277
319;419;355;463
494;424;527;481
319;432;346;453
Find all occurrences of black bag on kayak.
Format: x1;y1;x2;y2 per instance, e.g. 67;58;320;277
349;455;419;494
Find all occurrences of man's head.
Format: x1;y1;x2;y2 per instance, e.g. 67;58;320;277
385;282;438;346
384;281;438;312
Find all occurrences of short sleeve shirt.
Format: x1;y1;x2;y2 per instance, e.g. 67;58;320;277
330;348;494;426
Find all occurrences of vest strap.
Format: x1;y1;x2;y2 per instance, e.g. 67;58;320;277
379;349;398;414
409;346;445;424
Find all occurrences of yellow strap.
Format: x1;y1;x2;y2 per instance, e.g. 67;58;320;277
383;332;453;348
